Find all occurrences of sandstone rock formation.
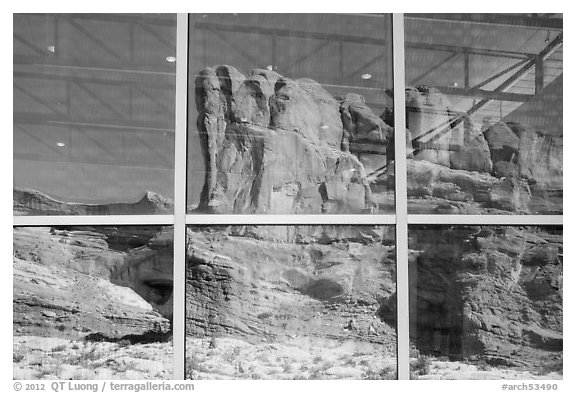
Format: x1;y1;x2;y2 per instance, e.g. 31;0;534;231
185;225;397;379
13;226;173;340
185;224;562;378
13;188;173;216
195;65;384;214
379;225;562;373
192;65;562;215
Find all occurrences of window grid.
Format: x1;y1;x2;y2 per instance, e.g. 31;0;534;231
11;13;563;381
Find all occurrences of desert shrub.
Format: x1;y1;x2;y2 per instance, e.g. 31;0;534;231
113;360;139;373
535;360;563;376
13;353;25;363
185;354;210;379
116;339;130;348
363;365;397;380
51;344;67;352
411;355;432;376
476;360;491;371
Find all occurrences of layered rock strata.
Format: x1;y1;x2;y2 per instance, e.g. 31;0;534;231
13;226;173;341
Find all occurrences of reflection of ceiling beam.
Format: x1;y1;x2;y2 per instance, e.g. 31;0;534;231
471;58;528;89
466;32;562;117
195;22;532;60
74;81;127;119
434;86;532;102
62;16;123;61
13;34;46;55
284;40;332;74
205;26;262;67
76;125;119;160
14;71;175;90
136;22;175;49
406;13;563;31
407;41;530;59
14;54;176;76
195;21;390;46
14;154;174;171
14;112;174;134
14;84;64;115
344;53;385;80
412;32;563;148
133;134;174;168
409;52;460;85
14;124;64;156
26;13;177;27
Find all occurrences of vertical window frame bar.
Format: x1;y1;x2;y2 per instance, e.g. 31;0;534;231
392;12;410;381
172;12;189;381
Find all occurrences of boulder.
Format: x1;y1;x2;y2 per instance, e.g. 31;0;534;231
448;111;492;173
340;93;392;144
406;86;452;167
515;123;563;187
269;78;323;144
195;66;370;214
206;123;370;214
297;78;344;148
230;68;282;127
483;122;520;163
231;75;272;126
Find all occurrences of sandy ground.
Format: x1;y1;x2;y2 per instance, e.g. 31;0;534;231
412;357;562;380
13;336;172;380
186;336;397;379
185;337;561;380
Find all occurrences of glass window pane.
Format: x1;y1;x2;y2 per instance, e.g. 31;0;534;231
13;226;174;379
13;14;177;215
405;225;562;379
404;14;563;215
186;225;396;379
187;14;394;214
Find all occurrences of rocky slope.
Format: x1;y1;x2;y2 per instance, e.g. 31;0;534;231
185;225;397;379
185;225;562;379
380;225;562;377
13;226;174;379
13;188;173;216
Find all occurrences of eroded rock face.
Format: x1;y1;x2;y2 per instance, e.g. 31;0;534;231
407;87;493;173
379;226;562;368
448;112;493;173
405;159;542;214
185;226;396;349
340;93;392;146
406;86;453;167
13;188;173;216
195;65;375;214
13;227;173;341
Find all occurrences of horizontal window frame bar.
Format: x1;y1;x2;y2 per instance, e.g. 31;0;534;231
13;215;175;226
186;214;397;226
12;214;563;227
407;214;563;226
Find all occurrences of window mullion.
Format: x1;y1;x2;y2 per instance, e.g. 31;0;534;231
392;12;410;381
173;12;189;381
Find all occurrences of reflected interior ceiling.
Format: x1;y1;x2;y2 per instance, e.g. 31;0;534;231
13;13;563;204
13;14;177;203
